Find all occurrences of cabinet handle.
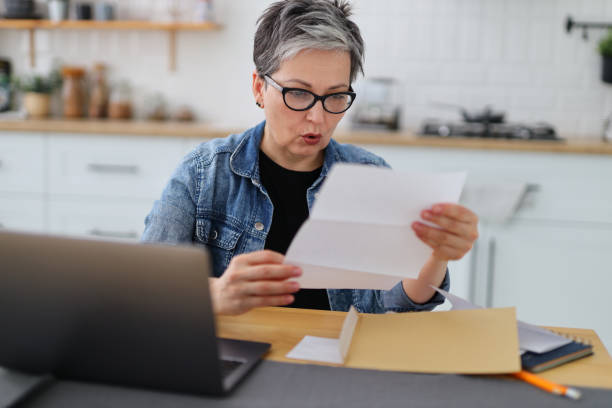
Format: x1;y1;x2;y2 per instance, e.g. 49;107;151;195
485;237;496;308
87;163;140;174
88;229;139;239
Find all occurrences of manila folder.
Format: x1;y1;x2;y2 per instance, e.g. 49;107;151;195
345;307;521;374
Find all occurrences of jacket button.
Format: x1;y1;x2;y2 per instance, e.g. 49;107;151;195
254;222;264;231
211;230;218;240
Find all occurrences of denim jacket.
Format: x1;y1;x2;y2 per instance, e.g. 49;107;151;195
141;121;449;313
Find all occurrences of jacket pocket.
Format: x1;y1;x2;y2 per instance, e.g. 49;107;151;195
195;217;243;277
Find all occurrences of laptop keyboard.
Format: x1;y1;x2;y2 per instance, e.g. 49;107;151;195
220;358;245;378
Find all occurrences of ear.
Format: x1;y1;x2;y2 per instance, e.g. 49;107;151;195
252;70;265;106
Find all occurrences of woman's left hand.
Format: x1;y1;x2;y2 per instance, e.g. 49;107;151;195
411;203;479;262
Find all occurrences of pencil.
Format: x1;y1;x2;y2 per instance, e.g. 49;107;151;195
512;370;582;400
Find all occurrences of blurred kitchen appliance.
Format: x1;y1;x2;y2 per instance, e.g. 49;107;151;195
3;0;38;19
421;104;560;141
0;58;11;112
351;78;401;131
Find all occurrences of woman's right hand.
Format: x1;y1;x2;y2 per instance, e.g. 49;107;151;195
208;250;302;315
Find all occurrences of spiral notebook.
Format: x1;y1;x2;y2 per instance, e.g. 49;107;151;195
521;332;593;373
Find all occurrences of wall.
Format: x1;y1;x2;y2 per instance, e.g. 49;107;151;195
1;0;612;138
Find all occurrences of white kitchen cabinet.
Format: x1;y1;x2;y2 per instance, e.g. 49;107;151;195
0;194;45;232
47;134;186;200
486;220;612;350
47;198;153;241
0;132;46;194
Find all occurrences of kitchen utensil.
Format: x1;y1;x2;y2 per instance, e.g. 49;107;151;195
432;102;506;124
94;2;114;21
75;2;92;20
48;0;68;22
3;0;35;18
351;78;401;130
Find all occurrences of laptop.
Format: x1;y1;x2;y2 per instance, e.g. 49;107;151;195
0;230;270;396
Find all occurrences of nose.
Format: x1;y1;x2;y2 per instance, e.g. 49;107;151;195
305;100;325;124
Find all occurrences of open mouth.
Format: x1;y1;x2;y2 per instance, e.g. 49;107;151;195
302;133;322;145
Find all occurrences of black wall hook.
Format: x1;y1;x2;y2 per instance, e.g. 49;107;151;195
566;16;612;41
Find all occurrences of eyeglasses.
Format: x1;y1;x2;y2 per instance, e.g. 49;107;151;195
264;75;356;114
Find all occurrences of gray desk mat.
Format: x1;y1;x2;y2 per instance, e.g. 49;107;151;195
5;361;612;408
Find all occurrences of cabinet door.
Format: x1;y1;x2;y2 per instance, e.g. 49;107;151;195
0;133;45;194
489;221;612;350
48;134;186;200
0;195;45;232
48;198;154;241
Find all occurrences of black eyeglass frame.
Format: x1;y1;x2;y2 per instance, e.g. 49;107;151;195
264;75;356;114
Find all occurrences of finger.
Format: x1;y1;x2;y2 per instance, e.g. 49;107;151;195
421;211;479;241
431;203;478;224
240;279;300;297
232;249;285;267
240;294;295;310
412;222;472;252
243;264;302;281
417;234;466;261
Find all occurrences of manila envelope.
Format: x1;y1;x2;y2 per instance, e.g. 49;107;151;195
343;307;521;374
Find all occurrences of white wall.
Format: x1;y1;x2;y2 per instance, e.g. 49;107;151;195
1;0;612;137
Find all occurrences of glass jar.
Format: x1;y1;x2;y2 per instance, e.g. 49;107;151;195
88;63;108;119
108;81;133;120
61;66;86;118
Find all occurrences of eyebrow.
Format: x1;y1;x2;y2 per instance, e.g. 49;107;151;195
284;78;349;91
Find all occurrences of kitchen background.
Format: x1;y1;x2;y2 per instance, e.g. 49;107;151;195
1;0;612;135
1;0;612;351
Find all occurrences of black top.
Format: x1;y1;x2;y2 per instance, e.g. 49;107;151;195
259;150;330;310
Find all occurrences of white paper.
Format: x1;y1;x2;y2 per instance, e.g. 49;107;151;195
287;307;360;364
286;336;344;364
433;287;571;354
286;164;466;290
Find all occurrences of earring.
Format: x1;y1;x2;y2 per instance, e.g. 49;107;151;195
255;102;263;108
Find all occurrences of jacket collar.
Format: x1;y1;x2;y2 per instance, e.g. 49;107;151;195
229;120;341;184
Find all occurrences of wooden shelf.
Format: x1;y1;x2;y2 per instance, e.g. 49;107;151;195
0;19;221;31
0;19;222;71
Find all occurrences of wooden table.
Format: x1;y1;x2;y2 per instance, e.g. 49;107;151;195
217;307;612;389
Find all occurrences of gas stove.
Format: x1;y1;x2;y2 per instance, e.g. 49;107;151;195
420;120;560;141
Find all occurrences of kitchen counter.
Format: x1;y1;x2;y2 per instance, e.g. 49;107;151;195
1;118;611;155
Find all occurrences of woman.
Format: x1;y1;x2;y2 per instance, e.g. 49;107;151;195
142;0;478;316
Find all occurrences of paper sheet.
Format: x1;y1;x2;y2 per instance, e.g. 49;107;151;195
286;164;466;290
286;336;344;364
433;288;571;353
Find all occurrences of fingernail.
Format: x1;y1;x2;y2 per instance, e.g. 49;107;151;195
412;222;423;230
285;295;294;303
423;210;432;219
290;281;300;291
292;267;302;276
433;205;443;214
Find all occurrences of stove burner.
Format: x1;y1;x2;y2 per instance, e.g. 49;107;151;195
420;120;560;141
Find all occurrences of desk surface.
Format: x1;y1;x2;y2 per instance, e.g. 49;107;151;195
218;307;612;389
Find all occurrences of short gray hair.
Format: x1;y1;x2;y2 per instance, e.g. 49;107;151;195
254;0;365;84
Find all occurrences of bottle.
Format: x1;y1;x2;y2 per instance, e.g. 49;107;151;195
88;63;108;119
195;0;214;22
61;66;86;118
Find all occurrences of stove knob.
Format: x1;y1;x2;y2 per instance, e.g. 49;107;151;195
438;125;451;137
515;127;531;139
